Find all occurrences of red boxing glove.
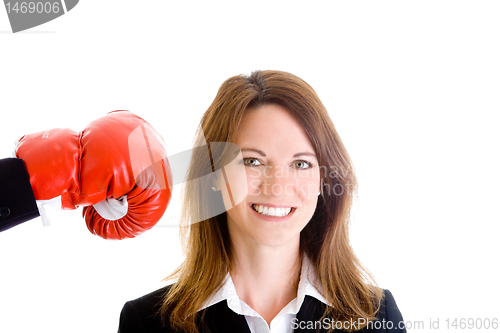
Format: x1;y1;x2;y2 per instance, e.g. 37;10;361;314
14;110;172;239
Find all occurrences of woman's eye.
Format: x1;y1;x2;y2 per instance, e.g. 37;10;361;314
294;160;312;169
242;158;262;167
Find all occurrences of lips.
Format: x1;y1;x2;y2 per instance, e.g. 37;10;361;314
251;204;292;217
249;203;296;221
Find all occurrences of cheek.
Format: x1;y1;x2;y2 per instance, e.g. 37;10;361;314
295;171;321;199
245;168;263;194
220;160;249;209
247;178;261;195
296;178;321;225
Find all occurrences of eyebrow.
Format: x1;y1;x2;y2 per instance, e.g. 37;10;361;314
241;148;317;159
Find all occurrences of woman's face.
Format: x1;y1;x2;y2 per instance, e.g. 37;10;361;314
222;104;321;249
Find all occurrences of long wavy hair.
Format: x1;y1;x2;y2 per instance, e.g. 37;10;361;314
160;70;383;332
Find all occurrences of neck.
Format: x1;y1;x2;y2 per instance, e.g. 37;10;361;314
229;234;302;326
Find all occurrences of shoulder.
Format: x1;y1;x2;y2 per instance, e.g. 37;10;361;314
297;288;406;332
118;286;247;333
379;289;405;323
361;289;406;333
118;285;172;333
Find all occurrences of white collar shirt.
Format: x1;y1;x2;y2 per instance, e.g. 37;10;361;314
198;255;331;333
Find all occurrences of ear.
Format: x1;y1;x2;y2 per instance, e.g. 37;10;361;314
210;171;221;191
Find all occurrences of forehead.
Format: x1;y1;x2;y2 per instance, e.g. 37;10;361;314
234;104;315;153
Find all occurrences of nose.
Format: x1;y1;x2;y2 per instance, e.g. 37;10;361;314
260;166;295;196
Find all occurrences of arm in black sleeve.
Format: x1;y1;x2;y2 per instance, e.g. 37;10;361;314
0;158;39;232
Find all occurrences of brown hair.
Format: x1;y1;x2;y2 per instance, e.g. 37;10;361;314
160;70;383;332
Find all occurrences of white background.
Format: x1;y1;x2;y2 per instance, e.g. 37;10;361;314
1;1;499;332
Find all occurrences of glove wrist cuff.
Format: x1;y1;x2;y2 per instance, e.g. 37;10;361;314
92;195;128;221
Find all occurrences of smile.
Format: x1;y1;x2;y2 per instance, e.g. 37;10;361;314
251;204;294;217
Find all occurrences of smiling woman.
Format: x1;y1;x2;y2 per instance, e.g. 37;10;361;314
118;70;406;333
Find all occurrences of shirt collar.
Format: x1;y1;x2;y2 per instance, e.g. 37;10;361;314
198;254;331;316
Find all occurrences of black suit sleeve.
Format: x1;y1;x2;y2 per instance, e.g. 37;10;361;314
0;158;39;232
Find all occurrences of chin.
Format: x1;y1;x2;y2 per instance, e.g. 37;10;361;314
249;229;301;248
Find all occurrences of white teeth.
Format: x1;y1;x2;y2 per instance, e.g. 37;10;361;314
252;205;293;217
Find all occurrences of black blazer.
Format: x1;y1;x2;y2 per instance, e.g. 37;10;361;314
118;286;406;333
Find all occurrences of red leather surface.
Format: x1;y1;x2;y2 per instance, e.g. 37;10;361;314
16;110;172;239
